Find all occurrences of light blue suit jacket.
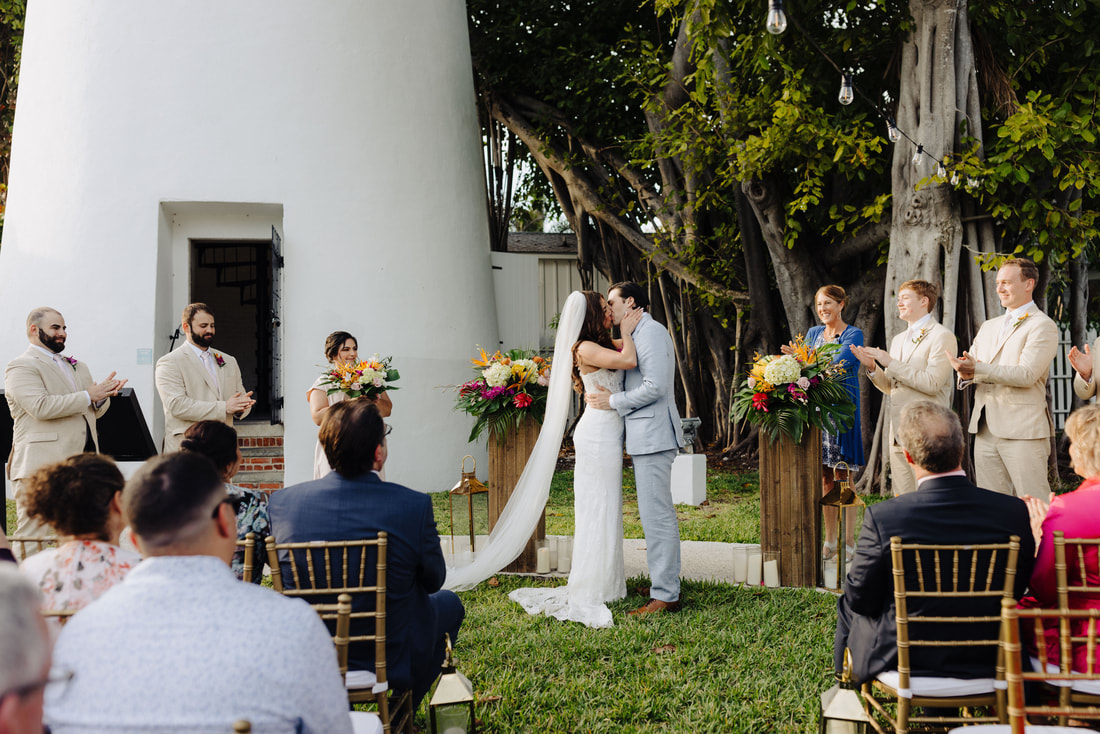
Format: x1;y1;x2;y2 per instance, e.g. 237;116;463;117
609;313;684;455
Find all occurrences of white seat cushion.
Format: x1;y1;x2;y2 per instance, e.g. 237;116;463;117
876;670;996;698
346;669;388;694
1029;656;1100;694
349;711;384;734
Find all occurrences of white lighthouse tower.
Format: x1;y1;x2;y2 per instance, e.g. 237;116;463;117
0;1;498;491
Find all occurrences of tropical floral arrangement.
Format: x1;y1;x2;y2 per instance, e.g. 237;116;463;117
730;336;855;444
453;347;552;443
319;354;400;400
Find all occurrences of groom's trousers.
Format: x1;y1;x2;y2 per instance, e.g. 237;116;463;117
632;448;681;602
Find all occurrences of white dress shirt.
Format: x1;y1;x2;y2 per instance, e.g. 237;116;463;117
46;556;354;734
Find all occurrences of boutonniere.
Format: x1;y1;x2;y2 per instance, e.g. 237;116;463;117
1012;312;1031;330
212;352;226;367
911;327;929;346
63;356;78;368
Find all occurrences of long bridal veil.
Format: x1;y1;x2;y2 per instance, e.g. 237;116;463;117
443;290;586;591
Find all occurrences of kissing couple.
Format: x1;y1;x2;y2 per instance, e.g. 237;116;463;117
445;282;685;628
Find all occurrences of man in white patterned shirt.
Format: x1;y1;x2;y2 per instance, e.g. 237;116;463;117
45;453;376;734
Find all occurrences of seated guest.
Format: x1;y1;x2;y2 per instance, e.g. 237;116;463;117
0;565;52;734
45;453;361;734
1020;403;1100;672
179;420;270;582
834;400;1035;683
269;399;463;710
20;455;141;621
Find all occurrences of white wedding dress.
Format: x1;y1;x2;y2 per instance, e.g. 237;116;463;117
508;368;627;628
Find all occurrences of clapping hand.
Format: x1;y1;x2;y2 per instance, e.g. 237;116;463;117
946;350;978;380
88;371;128;402
227;391;255;415
851;345;891;371
1022;494;1050;547
1069;344;1093;383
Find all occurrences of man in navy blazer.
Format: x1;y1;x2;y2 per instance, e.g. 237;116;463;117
268;400;463;708
834;400;1034;684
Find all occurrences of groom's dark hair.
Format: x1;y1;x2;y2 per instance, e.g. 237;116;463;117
609;281;649;309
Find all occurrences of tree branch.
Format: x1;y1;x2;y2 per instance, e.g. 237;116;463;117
822;219;891;266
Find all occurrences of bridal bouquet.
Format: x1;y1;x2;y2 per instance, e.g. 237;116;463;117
319;354;400;400
453;347;552;443
730;336;855;443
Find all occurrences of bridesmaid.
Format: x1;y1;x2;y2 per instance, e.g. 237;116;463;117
307;331;392;478
785;285;864;561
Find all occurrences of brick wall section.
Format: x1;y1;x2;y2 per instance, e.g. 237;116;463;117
235;432;284;490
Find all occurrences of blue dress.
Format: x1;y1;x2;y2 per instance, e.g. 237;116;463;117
807;324;865;469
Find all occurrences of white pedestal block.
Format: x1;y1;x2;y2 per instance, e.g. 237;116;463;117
671;453;706;506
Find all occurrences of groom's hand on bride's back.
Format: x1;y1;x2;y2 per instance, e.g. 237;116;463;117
585;386;612;410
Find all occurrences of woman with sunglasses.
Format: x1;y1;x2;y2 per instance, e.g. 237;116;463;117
180;420;270;581
20;454;141;623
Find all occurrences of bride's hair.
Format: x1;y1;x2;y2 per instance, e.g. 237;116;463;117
570;291;614;393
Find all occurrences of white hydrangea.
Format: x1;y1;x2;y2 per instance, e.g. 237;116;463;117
483;363;513;387
512;358;538;377
763;355;802;385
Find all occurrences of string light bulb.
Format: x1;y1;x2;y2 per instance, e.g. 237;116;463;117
950;171;960;186
766;0;788;34
936;163;946;178
886;119;900;143
912;144;923;167
838;74;854;105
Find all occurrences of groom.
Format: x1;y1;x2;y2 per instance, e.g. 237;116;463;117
586;282;685;615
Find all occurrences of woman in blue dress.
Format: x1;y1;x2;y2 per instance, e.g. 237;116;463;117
806;284;864;561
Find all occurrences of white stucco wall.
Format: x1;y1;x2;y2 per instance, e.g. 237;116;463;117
0;0;496;492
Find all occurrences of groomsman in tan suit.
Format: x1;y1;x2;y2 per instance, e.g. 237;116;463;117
5;307;126;537
155;303;254;452
1068;336;1100;401
948;258;1058;501
852;280;957;496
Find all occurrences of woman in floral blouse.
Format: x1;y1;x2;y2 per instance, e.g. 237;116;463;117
180;420;271;582
20;454;142;621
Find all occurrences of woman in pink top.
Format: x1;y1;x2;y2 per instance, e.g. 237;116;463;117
20;454;141;619
1022;403;1100;672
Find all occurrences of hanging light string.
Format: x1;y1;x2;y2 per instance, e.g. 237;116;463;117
764;0;975;184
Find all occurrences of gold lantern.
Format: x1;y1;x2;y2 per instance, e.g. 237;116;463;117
820;461;864;590
429;633;476;734
819;649;871;733
448;455;488;555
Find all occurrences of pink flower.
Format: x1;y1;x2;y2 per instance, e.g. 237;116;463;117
513;392;533;409
537;374;549;387
796;376;810;390
751;393;769;412
373;377;383;388
747;377;757;388
351;382;362;391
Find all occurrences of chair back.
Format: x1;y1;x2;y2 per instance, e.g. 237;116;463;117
236;532;257;583
890;535;1022;687
41;608;77;628
1002;598;1100;732
264;534;389;684
8;535;57;562
1054;530;1100;608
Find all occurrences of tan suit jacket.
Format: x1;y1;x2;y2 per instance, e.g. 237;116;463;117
966;306;1059;439
4;346;109;481
1072;336;1100;401
868;322;957;446
155;344;250;452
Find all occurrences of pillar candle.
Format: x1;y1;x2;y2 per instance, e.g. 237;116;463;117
732;546;748;583
747;549;763;586
536;547;551;574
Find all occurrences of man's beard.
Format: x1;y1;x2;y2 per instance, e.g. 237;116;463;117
38;330;65;353
190;332;215;348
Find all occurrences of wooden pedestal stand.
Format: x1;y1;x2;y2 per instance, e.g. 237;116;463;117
488;417;545;573
759;426;823;588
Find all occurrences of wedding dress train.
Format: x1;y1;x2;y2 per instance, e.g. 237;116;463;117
508;368;627;628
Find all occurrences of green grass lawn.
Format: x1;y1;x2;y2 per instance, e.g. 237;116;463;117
434;467;765;543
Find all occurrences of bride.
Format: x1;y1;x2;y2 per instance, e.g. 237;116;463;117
444;290;640;628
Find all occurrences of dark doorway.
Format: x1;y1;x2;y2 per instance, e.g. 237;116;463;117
190;240;279;421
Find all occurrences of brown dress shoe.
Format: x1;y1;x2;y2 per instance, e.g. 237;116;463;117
627;598;682;616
